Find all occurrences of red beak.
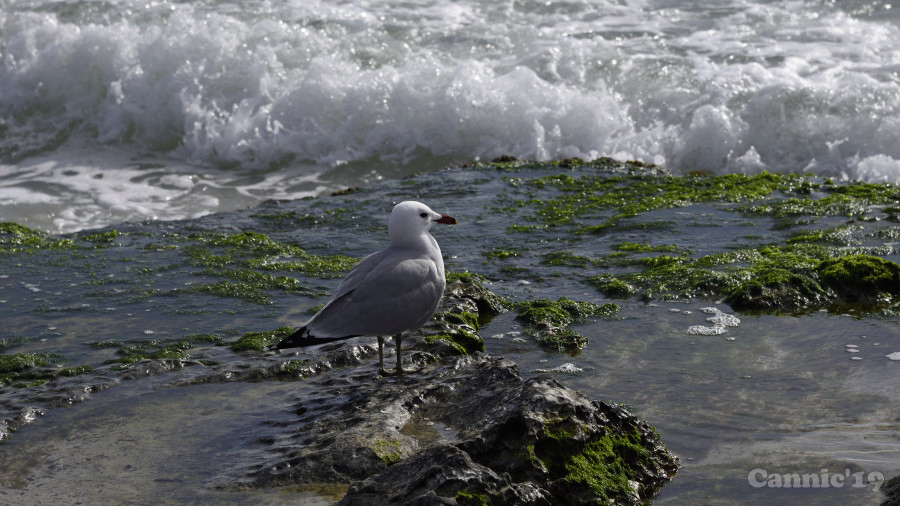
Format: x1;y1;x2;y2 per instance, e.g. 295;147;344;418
435;214;457;225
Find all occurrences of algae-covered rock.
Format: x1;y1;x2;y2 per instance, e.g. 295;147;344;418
414;272;510;357
724;268;832;312
816;255;900;303
262;355;677;506
339;444;549;505
588;275;636;299
516;298;619;354
230;327;295;352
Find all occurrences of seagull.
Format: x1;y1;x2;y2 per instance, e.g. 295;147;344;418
271;201;457;375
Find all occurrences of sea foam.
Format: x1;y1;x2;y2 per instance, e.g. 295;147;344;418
3;0;900;231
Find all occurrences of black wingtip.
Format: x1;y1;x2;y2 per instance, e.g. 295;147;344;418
269;326;356;350
269;326;312;350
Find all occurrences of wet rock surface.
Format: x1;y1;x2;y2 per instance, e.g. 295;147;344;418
222;353;676;505
883;475;900;506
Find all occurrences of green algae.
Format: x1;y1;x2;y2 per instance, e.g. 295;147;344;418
423;330;484;355
454;491;489;506
171;230;356;303
425;308;485;356
0;352;93;387
516;298;619;354
0;336;29;352
559;430;652;503
0;353;53;374
104;333;223;367
482;248;522;260
517;298;611;328
531;418;659;504
588;275;636;299
230;327;295;352
0;223;75;254
724;268;831;312
612;242;686;254
80;230;121;244
586;240;900;313
816;255;900;303
371;439;404;465
440;311;480;330
787;225;862;246
741;193;870;218
503;170;789;233
542;251;595;268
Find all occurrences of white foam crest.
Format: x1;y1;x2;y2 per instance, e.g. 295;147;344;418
4;0;900;231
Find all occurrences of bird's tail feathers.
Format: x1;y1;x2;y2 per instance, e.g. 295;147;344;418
270;326;357;350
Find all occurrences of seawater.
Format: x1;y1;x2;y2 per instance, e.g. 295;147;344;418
2;164;900;504
3;0;900;232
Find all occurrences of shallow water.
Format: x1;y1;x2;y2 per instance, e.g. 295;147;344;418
486;305;900;505
2;163;900;504
0;379;337;505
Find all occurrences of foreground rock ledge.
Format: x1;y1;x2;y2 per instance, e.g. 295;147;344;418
236;353;678;505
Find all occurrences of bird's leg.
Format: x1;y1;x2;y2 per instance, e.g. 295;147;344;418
394;333;404;375
378;336;387;376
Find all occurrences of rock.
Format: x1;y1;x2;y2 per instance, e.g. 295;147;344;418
724;268;832;312
239;354;677;505
515;298;619;354
816;255;900;304
882;474;900;506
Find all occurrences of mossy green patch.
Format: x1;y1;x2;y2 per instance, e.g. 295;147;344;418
516;298;619;354
454;491;489;506
0;352;52;374
80;230;121;244
560;431;649;503
231;327;295;352
445;271;513;316
742;194;870;218
507;171;788;233
612;242;685;254
482;248;521;260
423;330;484;355
0;336;28;352
59;365;94;376
0;223;75;254
517;298;617;328
542;251;595;268
584;235;900;313
371;439;404;465
104;333;223;366
588;275;636;299
0;352;93;387
174;230;356;303
787;225;861;246
816;255;900;303
725;268;831;312
439;311;480;330
532;419;657;504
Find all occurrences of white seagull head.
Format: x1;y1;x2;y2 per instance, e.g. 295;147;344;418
389;201;457;245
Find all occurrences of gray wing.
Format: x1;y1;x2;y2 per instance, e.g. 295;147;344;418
305;249;445;338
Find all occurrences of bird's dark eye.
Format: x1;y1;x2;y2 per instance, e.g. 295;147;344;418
419;212;428;218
